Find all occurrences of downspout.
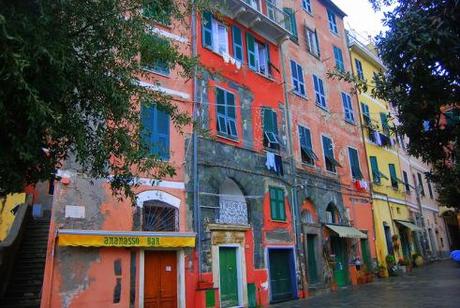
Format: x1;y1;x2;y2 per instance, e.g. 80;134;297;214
278;36;305;296
191;1;201;276
346;41;378;252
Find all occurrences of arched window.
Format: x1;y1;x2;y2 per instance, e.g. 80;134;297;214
217;178;248;225
142;200;178;231
326;203;339;224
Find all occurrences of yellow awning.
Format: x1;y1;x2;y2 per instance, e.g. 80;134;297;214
395;220;423;232
326;224;367;239
58;229;196;248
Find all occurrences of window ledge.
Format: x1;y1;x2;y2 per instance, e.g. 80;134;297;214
301;162;315;168
303;9;314;17
307;51;321;61
292;92;308;100
142;67;170;78
252;70;276;82
316;104;329;112
344;119;357;126
270;219;288;224
217;133;239;143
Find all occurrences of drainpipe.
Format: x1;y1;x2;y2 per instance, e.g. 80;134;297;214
191;1;201;276
278;36;306;296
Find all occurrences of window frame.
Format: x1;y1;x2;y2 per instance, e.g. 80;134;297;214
370;156;381;184
140;103;170;160
302;0;312;14
355;58;364;80
322;135;338;173
403;170;410;193
305;27;320;58
298;125;318;166
417;172;425;196
202;13;229;56
333;46;345;72
327;10;338;34
348;147;363;180
361;103;371;126
388;163;399;189
263;108;280;149
269;186;286;221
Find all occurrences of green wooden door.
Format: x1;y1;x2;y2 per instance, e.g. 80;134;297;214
360;239;372;270
331;238;348;287
399;229;411;258
269;250;293;303
219;247;239;307
306;234;319;283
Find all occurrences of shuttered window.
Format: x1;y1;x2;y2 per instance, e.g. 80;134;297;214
141;104;170;160
313;75;326;108
283;8;297;40
333;46;344;72
327;10;338;34
232;25;243;63
361;103;371;126
305;27;320;57
216;88;237;138
417;173;425;196
290;60;306;97
246;33;270;76
355;59;364;80
389;164;398;189
322;136;340;172
380;112;390;135
299;126;318;165
201;12;228;55
302;0;312;13
269;187;285;221
370;156;380;184
348;148;363;180
342;92;355;123
403;171;410;193
263;108;280;149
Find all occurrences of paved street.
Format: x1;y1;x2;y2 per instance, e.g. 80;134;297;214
271;261;460;308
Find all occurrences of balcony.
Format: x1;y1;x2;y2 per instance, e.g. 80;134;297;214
216;199;249;226
214;0;292;43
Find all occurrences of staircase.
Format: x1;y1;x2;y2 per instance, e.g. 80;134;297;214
0;217;50;308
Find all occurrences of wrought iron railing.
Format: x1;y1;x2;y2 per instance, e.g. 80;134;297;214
242;0;292;33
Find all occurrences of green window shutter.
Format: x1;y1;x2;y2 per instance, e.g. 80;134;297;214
216;88;226;134
140;103;153;152
322;136;333;158
246;33;256;70
270;187;285;221
202;12;213;48
263;109;278;134
389;164;398;188
349;148;362;179
380;112;389;134
370;156;380;183
283;8;297;39
232;26;243;62
226;91;237;137
361;103;370;124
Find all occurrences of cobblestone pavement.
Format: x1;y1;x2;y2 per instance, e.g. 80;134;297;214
270;260;460;308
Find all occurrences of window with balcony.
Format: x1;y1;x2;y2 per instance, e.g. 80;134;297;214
322;136;340;173
327;10;338;34
263;108;280;149
141;103;170;160
313;74;326;108
341;92;355;124
290;60;306;97
202;12;229;55
216;88;237;139
348;147;363;180
333;46;345;72
305;27;320;58
247;33;270;76
299;125;318;165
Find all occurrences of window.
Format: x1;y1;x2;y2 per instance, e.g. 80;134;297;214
247;33;270;76
327;10;338;34
270;187;285;221
370;156;381;184
283;8;298;40
290;60;306;97
232;25;244;63
341;92;355;123
355;59;364;80
427;178;434;199
305;27;320;57
216;88;237;138
313;75;326;108
333;46;345;72
143;201;178;231
299;125;318;165
361;103;371;126
417;173;425;196
202;12;229;55
445;108;460;127
141;104;170;160
403;171;410;193
143;0;173;25
302;0;312;14
348;147;363;180
263;108;280;149
140;35;171;76
322;136;340;173
380;112;390;135
326;204;338;224
389;164;398;189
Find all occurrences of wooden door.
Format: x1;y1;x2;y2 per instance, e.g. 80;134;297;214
219;247;239;307
331;237;349;287
269;250;293;303
144;251;177;308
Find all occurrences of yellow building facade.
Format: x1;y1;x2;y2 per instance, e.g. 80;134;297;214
348;34;418;269
0;193;26;241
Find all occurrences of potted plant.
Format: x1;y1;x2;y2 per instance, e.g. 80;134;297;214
404;257;413;272
386;255;398;276
412;253;424;267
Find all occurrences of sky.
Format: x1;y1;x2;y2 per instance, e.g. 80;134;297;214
332;0;388;39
